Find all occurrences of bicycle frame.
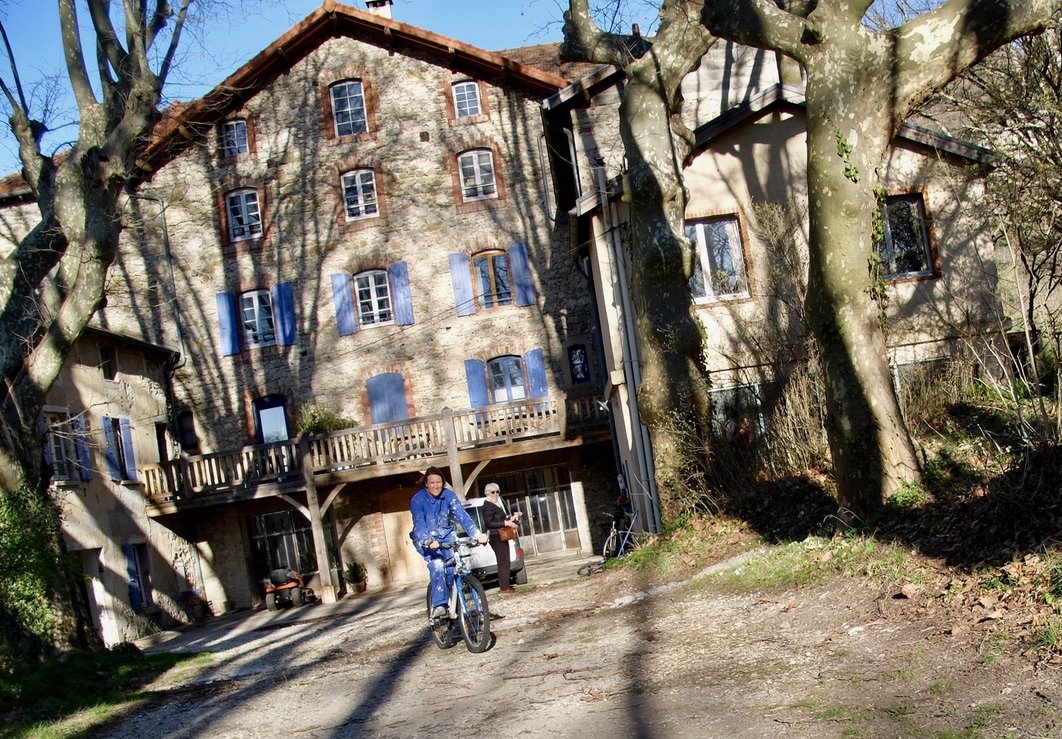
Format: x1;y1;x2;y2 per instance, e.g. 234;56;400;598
613;510;639;559
427;541;491;653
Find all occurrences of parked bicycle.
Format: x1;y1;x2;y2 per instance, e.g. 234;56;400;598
425;540;492;653
577;508;645;576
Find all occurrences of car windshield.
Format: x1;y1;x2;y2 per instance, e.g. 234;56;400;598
457;505;486;537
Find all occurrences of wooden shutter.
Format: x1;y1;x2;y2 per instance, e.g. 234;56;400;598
524;348;548;398
509;242;536;306
215;292;241;356
330;273;358;336
449;253;475;317
272;282;298;346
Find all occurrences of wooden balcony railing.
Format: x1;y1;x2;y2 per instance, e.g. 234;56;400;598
142;394;608;504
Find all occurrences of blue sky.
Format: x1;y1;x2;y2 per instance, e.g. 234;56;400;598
0;0;605;174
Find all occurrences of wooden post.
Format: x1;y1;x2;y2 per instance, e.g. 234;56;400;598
300;432;337;604
442;407;465;495
178;453;192;499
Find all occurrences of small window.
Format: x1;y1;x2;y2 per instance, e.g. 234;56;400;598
453;81;481;118
488;355;527;403
875;194;933;279
458;149;497;201
473;251;512;308
241;289;277;348
44;412;78;481
341;169;379;221
330;80;368;137
226;188;263;242
219;119;249;158
685;216;750;302
567;344;591;385
99;345;117;381
354;270;394;326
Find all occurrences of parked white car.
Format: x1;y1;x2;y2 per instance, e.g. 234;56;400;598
458;497;528;586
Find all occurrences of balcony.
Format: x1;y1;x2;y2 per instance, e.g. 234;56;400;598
142;395;609;510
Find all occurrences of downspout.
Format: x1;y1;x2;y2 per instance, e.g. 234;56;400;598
599;174;661;533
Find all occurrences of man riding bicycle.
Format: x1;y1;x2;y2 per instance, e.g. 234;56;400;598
410;466;488;619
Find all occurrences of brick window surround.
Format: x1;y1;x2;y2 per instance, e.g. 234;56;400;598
333;159;388;233
217;117;257;160
319;71;379;144
449;144;507;215
217;184;268;253
442;79;490;125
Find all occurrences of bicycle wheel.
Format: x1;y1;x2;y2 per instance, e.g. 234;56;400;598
458;576;491;653
602;527;619;560
425;585;454;649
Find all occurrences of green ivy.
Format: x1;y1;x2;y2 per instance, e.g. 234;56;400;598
836;132;860;183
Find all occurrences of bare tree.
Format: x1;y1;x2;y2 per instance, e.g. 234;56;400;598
0;0;190;653
562;1;718;518
700;0;1062;519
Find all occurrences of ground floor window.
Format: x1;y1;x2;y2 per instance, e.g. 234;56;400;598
248;510;318;580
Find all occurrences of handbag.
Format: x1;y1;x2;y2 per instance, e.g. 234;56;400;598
497;526;516;542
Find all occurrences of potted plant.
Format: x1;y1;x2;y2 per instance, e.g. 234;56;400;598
344;560;368;593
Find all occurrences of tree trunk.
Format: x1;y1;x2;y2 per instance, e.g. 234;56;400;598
803;74;922;521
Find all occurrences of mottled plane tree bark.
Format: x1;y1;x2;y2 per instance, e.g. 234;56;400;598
0;0;190;653
562;1;717;517
701;0;1062;519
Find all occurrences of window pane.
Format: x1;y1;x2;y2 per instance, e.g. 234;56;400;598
473;255;494;308
492;254;511;305
459;150;497;201
220;120;248;157
227;190;262;241
454;81;481;118
354;270;393;325
879;197;931;277
687;217;748;301
241;290;276;347
331;81;367;137
342;169;378;220
488;356;526;402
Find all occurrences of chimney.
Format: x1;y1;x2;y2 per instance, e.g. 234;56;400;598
365;0;393;19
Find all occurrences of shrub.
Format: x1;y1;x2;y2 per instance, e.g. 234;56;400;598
294;404;358;435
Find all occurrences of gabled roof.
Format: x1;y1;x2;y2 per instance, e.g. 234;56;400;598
692;84;993;165
495;43;602;82
139;1;569;172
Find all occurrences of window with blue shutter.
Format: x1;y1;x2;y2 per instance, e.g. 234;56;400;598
72;416;92;480
389;262;415;326
449;253;475;316
367;373;409;424
524;348;548;398
464;359;489;408
509;242;535;306
331;273;358;336
102;417;136;481
122;543;147;612
272;282;298;346
216;292;241;356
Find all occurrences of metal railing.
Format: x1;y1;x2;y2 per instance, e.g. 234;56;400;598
142;394;608;503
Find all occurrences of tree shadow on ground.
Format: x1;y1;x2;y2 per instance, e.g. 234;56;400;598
711;400;1062;577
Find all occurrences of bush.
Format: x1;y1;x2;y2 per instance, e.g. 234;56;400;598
344;560;366;584
294;404;359;435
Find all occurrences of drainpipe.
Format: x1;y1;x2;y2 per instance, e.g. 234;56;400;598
599;176;661;533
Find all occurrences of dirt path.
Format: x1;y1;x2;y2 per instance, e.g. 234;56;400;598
101;555;1061;738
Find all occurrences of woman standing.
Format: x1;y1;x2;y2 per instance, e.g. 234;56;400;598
482;482;518;593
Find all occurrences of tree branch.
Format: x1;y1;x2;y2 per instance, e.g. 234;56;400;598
561;0;631;67
701;0;810;61
58;0;98;111
893;0;1062;115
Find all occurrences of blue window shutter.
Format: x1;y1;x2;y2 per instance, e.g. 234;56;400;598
367;373;409;424
449;253;475;317
509;242;535;307
464;359;489;408
272;282;298;346
524;348;548;398
102;417;122;480
389;262;415;326
72;416;92;480
330;273;358;336
215;292;240;356
123;544;144;611
119;418;137;480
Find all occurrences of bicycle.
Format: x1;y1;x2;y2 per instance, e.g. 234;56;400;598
577;509;645;576
425;540;492;653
